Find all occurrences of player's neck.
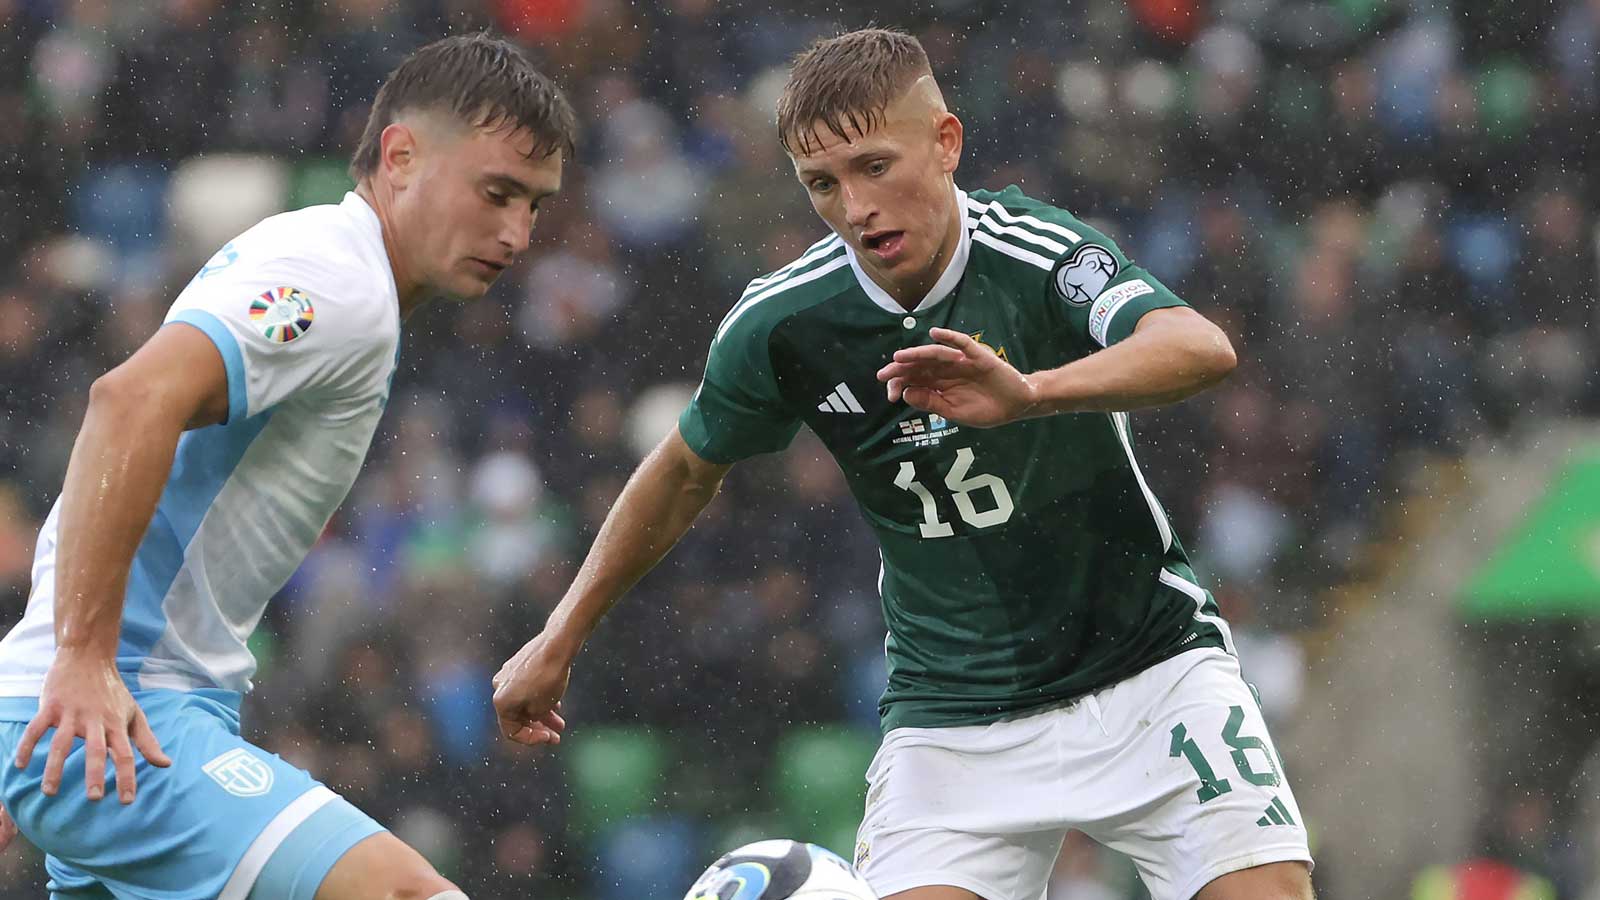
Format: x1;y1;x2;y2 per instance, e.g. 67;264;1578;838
354;180;428;320
877;197;964;311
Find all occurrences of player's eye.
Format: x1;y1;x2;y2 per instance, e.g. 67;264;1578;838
486;189;509;205
867;159;889;176
810;177;834;194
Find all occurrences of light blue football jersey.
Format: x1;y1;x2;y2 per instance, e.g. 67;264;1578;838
0;192;400;699
0;192;402;899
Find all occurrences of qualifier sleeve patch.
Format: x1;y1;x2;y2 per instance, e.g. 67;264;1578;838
1052;243;1120;306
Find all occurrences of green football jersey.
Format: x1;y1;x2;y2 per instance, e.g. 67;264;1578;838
680;185;1231;731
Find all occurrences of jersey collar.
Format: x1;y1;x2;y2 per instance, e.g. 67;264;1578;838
342;191;401;309
846;185;972;316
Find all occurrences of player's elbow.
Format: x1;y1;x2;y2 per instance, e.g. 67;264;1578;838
87;368;154;414
1179;316;1236;386
1203;326;1237;381
87;365;200;433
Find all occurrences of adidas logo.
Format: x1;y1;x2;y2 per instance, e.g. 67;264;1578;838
818;382;866;414
1256;796;1296;827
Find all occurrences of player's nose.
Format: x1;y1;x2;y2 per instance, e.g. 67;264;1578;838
499;206;534;255
842;182;874;229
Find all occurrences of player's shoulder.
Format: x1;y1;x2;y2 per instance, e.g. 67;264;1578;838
179;194;399;339
964;185;1112;271
713;232;855;347
965;185;1101;235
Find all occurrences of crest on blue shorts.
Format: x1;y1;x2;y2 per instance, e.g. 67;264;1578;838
202;748;274;798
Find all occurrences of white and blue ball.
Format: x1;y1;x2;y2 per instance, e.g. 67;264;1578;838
683;839;878;900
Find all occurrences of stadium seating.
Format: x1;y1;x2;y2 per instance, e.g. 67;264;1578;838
566;726;669;837
772;726;876;853
166;154;289;271
593;815;703;900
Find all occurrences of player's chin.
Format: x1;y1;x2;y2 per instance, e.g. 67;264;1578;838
441;272;497;302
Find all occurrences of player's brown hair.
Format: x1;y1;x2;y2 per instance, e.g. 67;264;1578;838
776;28;934;156
349;32;578;181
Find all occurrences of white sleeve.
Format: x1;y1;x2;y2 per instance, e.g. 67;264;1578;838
162;244;388;424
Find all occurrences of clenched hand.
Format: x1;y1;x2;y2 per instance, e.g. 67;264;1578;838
492;633;572;747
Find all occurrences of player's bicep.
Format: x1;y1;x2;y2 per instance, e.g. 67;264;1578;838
1130;305;1238;374
1078;266;1188;349
1129;305;1221;338
99;320;232;430
1039;220;1189;350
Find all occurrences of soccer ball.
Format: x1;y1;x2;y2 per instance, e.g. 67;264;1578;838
683;839;879;900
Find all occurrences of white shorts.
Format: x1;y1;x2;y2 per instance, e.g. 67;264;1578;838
854;649;1311;900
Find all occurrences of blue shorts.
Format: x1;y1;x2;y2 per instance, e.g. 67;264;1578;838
0;690;384;899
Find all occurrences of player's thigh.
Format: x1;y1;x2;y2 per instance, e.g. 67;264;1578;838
42;852;119;900
1080;651;1312;900
857;826;1058;900
0;692;338;898
43;854;120;899
856;721;1065;900
310;831;457;900
1195;860;1313;900
0;691;397;900
46;875;118;900
884;886;987;900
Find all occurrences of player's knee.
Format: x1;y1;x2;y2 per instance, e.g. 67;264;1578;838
1270;861;1314;900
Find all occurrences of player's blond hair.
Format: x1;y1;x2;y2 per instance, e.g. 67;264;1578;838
776;28;934;156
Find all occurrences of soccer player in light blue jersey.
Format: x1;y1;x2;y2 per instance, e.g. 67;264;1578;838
0;34;572;899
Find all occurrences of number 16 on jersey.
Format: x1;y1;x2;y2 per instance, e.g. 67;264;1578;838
893;447;1015;538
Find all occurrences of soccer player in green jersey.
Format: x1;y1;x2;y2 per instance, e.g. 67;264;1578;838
494;28;1314;900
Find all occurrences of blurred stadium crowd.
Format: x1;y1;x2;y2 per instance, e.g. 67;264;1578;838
1;0;1597;897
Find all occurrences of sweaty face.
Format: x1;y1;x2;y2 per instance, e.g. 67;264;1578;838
398;122;564;302
789;86;962;305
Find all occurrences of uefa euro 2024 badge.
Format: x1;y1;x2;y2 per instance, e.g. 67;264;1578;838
250;286;316;343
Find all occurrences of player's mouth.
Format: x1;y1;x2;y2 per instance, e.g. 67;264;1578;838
469;257;508;278
861;230;906;263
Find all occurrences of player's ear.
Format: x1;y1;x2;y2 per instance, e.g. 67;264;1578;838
935;112;963;175
378;122;419;189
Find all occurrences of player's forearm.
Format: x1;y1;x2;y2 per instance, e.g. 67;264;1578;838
1025;312;1236;415
53;375;189;661
542;430;728;655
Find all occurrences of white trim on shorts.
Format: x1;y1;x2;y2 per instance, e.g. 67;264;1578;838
218;785;337;900
1174;843;1314;900
870;869;1020;900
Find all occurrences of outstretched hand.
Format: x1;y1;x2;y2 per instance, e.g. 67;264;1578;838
491;633;571;748
877;327;1039;428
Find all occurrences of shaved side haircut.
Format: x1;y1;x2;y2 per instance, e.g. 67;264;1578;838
776;27;935;155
